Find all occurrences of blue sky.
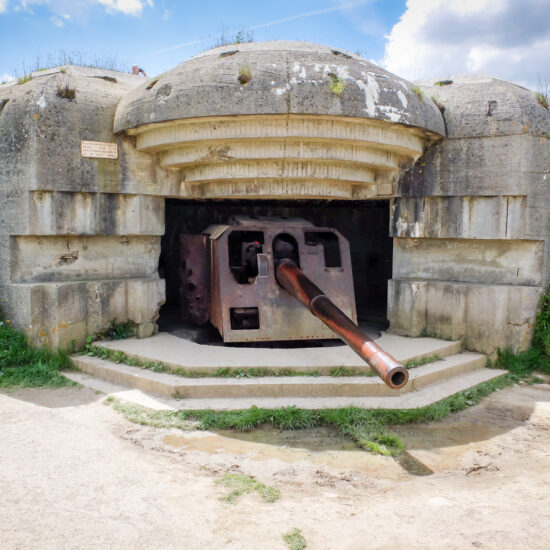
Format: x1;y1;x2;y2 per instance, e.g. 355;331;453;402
1;0;549;90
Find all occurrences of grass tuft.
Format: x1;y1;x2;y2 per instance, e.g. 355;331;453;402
17;74;32;85
283;528;307;550
217;473;280;503
56;84;76;100
238;65;252;85
405;354;440;369
411;85;424;103
0;317;75;388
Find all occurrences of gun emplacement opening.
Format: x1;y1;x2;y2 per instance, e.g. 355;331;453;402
180;216;408;390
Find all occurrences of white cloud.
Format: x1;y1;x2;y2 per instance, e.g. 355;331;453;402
383;0;550;89
1;72;15;82
50;15;64;26
2;0;153;18
97;0;151;15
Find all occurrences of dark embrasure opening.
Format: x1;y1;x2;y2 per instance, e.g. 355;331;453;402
159;199;392;342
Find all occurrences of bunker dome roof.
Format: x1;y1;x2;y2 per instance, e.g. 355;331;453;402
114;41;445;135
417;74;550;138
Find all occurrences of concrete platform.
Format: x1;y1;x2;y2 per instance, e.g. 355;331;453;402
93;331;462;374
70;331;507;410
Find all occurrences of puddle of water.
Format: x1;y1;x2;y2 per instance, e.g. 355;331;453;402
393;423;496;451
163;427;405;478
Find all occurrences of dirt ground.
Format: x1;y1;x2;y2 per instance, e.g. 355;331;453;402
1;382;550;550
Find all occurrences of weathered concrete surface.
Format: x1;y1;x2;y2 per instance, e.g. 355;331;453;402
115;41;444;133
11;235;160;283
391;196;526;239
0;66;165;344
92;331;462;372
114;42;444;201
388;74;550;353
8;278;164;348
388;280;541;355
393;238;543;286
72;351;489;400
417;74;550;138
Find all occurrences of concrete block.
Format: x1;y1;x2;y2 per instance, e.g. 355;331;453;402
388;279;542;355
387;279;427;336
391;196;527;239
11;235;161;283
393;238;543;286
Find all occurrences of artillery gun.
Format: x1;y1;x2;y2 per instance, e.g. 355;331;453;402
179;216;408;389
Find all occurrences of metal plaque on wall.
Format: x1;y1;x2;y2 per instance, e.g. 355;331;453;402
80;140;118;159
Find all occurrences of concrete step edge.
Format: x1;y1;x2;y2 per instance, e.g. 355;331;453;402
93;332;463;374
66;367;508;411
72;351;487;399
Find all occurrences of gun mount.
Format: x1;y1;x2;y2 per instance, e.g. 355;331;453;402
180;216;408;389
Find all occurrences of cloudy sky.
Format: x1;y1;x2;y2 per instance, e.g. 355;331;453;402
0;0;548;90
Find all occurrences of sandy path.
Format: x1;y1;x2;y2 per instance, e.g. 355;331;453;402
1;383;549;549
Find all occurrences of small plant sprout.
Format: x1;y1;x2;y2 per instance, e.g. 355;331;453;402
238;65;252;85
434;79;453;86
217;473;280;503
283;528;307;550
328;72;346;96
411;85;424;103
536;75;549;110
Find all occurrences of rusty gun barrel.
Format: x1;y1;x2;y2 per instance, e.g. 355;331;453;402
275;258;409;390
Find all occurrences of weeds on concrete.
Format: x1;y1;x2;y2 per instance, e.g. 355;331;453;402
536;76;549;110
328;73;346;96
238;65;252;85
56;84;76;101
283;528;307;550
405;354;440;369
213;26;254;48
411;85;424;103
217;473;279;503
17;75;32;85
85;344;377;378
146;77;159;90
0;316;75;388
13;50;130;78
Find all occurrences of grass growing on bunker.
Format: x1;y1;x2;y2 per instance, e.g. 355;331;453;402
217;473;280;503
283;528;307;550
0;317;75;388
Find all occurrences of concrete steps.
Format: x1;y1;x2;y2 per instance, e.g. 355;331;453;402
71;351;487;399
66;367;506;411
90;331;462;374
70;332;507;409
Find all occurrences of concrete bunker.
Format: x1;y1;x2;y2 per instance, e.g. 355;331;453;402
1;41;548;361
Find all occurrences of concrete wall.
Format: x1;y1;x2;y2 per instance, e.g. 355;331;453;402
388;75;550;355
0;66;165;348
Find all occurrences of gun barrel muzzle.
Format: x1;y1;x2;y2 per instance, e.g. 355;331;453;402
275;258;409;390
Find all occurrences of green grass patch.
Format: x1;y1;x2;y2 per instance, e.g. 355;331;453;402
405;354;440;369
217;473;279;503
106;369;514;457
0;318;75;388
85;344;377;379
283;528;307;550
411;85;424;102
